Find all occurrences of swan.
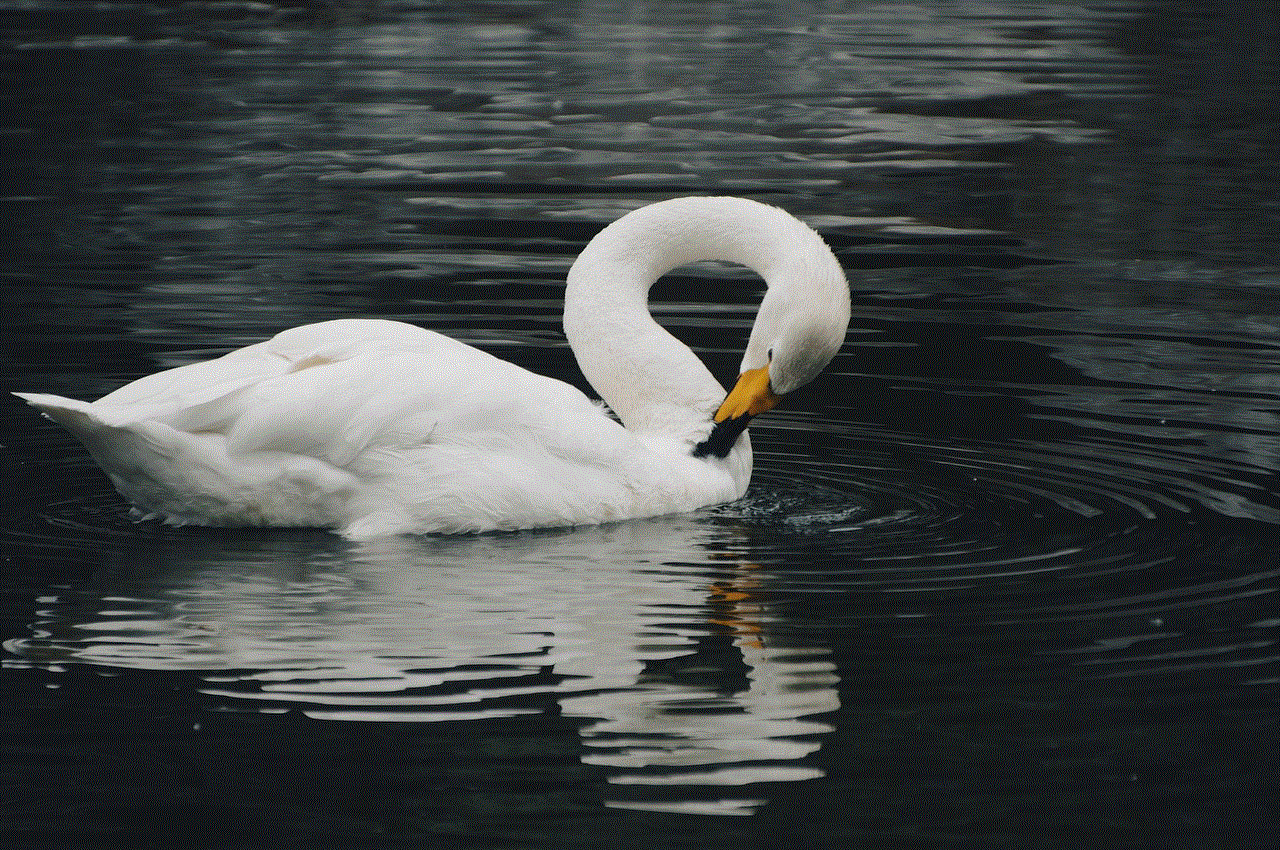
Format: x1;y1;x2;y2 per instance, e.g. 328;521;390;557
15;196;850;539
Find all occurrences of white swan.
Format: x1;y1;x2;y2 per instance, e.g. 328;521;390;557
15;196;850;538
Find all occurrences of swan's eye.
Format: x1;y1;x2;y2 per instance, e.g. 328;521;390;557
766;347;774;361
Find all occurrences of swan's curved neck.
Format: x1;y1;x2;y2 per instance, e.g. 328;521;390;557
562;196;840;446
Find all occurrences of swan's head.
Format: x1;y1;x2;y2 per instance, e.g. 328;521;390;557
694;240;850;459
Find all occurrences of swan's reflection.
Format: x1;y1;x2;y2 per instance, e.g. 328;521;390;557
11;515;838;816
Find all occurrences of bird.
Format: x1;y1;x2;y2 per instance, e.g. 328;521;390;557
15;196;850;539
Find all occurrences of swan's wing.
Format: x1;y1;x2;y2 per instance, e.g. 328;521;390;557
249;347;654;537
215;341;627;470
91;319;460;413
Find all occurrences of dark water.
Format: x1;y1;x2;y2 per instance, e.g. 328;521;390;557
2;0;1277;846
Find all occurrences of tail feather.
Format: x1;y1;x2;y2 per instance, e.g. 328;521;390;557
12;392;107;434
16;390;217;523
12;391;175;469
13;390;186;431
14;390;353;529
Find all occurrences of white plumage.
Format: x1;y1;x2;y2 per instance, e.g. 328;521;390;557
16;197;850;538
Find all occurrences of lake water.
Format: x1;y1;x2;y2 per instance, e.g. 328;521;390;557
2;0;1276;846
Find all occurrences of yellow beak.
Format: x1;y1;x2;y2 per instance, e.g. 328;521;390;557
694;366;780;459
714;365;779;423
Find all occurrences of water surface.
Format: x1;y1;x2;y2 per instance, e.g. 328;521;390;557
2;0;1276;846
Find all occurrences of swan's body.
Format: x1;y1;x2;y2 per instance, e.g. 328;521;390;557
16;197;849;538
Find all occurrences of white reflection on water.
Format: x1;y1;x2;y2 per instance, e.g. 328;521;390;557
9;515;838;816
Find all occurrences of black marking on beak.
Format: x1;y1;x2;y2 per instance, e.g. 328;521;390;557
692;413;752;459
